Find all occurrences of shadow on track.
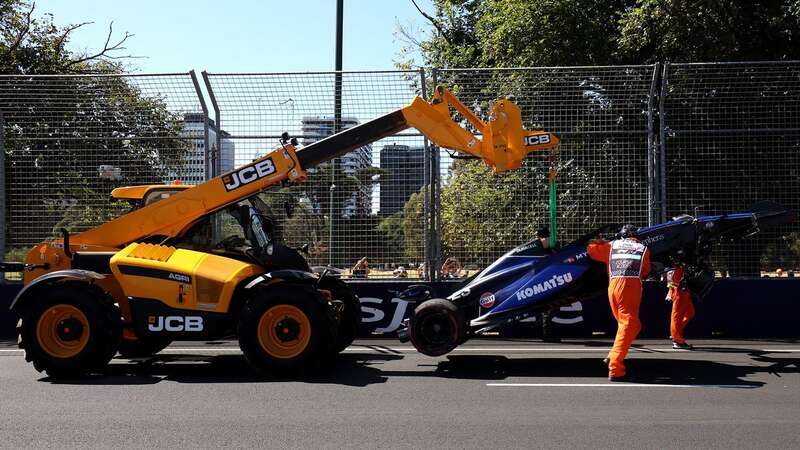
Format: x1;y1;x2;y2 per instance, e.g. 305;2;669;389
40;353;402;387
435;354;800;387
38;346;798;388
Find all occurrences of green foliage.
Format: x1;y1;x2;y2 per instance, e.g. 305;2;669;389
473;0;627;67
617;0;800;63
1;1;190;245
404;0;800;68
3;246;28;279
377;212;405;256
256;164;397;268
376;187;426;262
51;197;131;235
0;0;128;74
440;160;548;264
405;0;625;68
401;189;425;259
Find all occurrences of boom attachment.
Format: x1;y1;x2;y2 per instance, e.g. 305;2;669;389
402;85;560;172
297;85;560;173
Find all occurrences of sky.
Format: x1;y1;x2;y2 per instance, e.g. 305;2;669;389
39;0;434;73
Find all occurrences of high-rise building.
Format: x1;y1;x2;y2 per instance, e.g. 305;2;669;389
218;130;235;174
379;144;425;215
301;116;373;217
173;113;235;185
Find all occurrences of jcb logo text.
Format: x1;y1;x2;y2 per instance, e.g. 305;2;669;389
223;158;276;191
524;134;551;146
148;316;204;332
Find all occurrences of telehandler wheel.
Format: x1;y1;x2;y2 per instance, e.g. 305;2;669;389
117;337;172;358
238;285;336;375
17;283;122;378
318;277;361;354
408;299;465;357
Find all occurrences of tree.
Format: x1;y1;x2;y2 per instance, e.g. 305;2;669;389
440;160;547;265
257;164;392;268
438;150;619;266
400;188;425;260
1;0;135;75
617;0;800;63
402;0;628;69
1;1;189;246
377;212;405;257
402;0;800;68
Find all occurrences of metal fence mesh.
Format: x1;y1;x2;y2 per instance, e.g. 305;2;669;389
203;71;429;277
1;64;798;280
433;67;656;274
661;62;800;276
0;73;206;257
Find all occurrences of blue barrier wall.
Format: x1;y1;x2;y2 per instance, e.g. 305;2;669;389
2;279;798;340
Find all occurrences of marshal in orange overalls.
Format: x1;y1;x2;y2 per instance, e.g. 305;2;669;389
588;238;651;379
666;266;695;345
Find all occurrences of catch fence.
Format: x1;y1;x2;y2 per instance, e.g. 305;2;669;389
660;62;800;276
0;71;208;263
1;63;797;280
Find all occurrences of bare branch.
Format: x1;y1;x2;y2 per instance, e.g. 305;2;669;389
64;21;135;68
409;0;452;44
395;19;433;53
55;21;93;58
102;53;146;60
9;1;35;52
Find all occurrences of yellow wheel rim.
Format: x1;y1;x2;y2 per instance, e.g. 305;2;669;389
257;304;311;359
35;304;90;359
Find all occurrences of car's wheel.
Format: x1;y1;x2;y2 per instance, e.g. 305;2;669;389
408;298;465;357
318;277;361;353
17;282;122;378
238;284;336;375
117;337;172;358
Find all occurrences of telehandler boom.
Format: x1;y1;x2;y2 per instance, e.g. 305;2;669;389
10;85;559;377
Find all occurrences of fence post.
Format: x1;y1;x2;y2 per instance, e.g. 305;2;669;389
647;63;661;225
0;112;5;283
189;71;210;181
428;69;441;281
419;68;431;280
201;72;224;243
201;71;222;179
658;62;670;222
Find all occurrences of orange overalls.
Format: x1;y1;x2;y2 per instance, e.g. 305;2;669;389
588;238;650;378
666;266;695;344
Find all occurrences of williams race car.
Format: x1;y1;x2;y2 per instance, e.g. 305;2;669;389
397;202;793;356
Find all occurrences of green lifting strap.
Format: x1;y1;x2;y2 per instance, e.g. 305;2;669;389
548;150;558;248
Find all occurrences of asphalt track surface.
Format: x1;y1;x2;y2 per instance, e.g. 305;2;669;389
1;338;799;449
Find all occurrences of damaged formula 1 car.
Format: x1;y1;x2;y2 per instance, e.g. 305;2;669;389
398;202;794;356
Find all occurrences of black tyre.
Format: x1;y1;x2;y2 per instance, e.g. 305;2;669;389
409;298;465;357
238;284;336;375
17;282;122;378
117;337;172;358
318;277;361;353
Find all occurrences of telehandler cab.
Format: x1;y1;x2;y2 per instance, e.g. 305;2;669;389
8;86;559;377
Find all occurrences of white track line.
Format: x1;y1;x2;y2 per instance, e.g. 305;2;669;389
348;347;800;353
486;383;758;389
1;347;799;354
